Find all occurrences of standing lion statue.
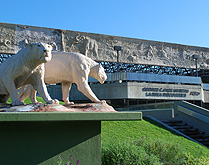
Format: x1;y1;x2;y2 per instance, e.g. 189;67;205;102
19;52;107;105
0;42;59;106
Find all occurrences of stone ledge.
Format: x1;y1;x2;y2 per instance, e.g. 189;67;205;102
0;103;142;121
0;112;142;122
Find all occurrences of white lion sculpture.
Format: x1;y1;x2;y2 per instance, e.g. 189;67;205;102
20;52;107;104
0;42;59;106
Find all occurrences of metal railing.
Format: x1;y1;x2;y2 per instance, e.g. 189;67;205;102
0;53;14;64
116;101;174;111
1;52;209;78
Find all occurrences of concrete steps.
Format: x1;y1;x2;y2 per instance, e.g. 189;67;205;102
161;120;209;148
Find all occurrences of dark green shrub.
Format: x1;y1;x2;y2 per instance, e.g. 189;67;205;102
102;140;162;165
102;137;187;165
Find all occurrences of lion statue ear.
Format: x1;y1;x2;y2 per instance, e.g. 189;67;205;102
24;39;29;45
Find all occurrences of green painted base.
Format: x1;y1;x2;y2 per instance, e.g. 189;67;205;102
0;112;142;164
0;121;101;164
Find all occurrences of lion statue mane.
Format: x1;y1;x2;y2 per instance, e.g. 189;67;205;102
20;52;107;105
0;42;58;106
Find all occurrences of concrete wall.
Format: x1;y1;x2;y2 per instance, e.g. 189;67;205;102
174;101;209;134
204;90;209;103
47;82;128;101
1;22;209;69
47;82;205;102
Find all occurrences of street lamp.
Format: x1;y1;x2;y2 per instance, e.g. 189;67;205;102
114;46;122;63
192;54;200;77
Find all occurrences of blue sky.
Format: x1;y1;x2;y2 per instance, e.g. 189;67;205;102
1;0;209;48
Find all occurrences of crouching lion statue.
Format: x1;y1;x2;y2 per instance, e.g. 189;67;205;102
0;42;59;106
20;52;107;105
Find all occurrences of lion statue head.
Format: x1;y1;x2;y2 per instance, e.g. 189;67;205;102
26;42;53;64
95;64;107;84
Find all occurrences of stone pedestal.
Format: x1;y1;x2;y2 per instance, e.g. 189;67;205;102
0;103;142;165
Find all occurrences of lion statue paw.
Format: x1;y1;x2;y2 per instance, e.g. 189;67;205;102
64;101;74;105
12;100;24;106
96;100;106;104
46;99;59;105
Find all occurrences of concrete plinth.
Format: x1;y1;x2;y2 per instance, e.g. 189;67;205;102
0;104;142;165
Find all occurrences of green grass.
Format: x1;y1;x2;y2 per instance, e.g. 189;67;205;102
101;119;209;164
6;96;65;105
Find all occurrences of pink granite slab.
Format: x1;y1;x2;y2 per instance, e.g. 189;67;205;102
0;102;116;112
